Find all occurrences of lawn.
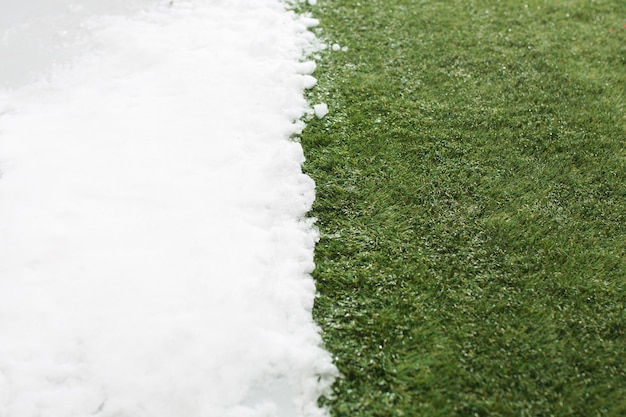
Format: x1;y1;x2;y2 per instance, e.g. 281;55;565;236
299;0;626;415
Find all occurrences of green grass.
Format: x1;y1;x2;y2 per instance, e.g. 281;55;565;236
297;0;626;415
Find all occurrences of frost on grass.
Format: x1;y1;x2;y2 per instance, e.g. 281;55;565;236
0;1;336;416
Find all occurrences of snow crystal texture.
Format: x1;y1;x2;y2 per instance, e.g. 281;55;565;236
0;1;335;416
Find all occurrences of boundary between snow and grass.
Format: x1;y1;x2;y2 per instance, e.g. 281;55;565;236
0;1;338;416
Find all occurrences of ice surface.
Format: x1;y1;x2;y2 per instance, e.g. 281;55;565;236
0;0;154;88
0;1;335;416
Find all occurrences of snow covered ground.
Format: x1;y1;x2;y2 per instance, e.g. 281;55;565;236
0;1;335;416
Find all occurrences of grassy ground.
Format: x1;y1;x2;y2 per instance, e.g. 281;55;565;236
298;0;626;416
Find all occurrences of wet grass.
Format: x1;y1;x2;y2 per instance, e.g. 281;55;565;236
299;0;626;415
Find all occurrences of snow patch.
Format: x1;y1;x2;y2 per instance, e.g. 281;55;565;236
0;1;336;416
313;103;329;119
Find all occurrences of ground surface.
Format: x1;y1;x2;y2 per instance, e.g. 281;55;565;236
302;0;626;415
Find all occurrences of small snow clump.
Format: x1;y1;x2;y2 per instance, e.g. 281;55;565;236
313;103;329;119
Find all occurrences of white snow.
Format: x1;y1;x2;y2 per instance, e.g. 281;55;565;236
0;1;336;417
313;103;329;119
